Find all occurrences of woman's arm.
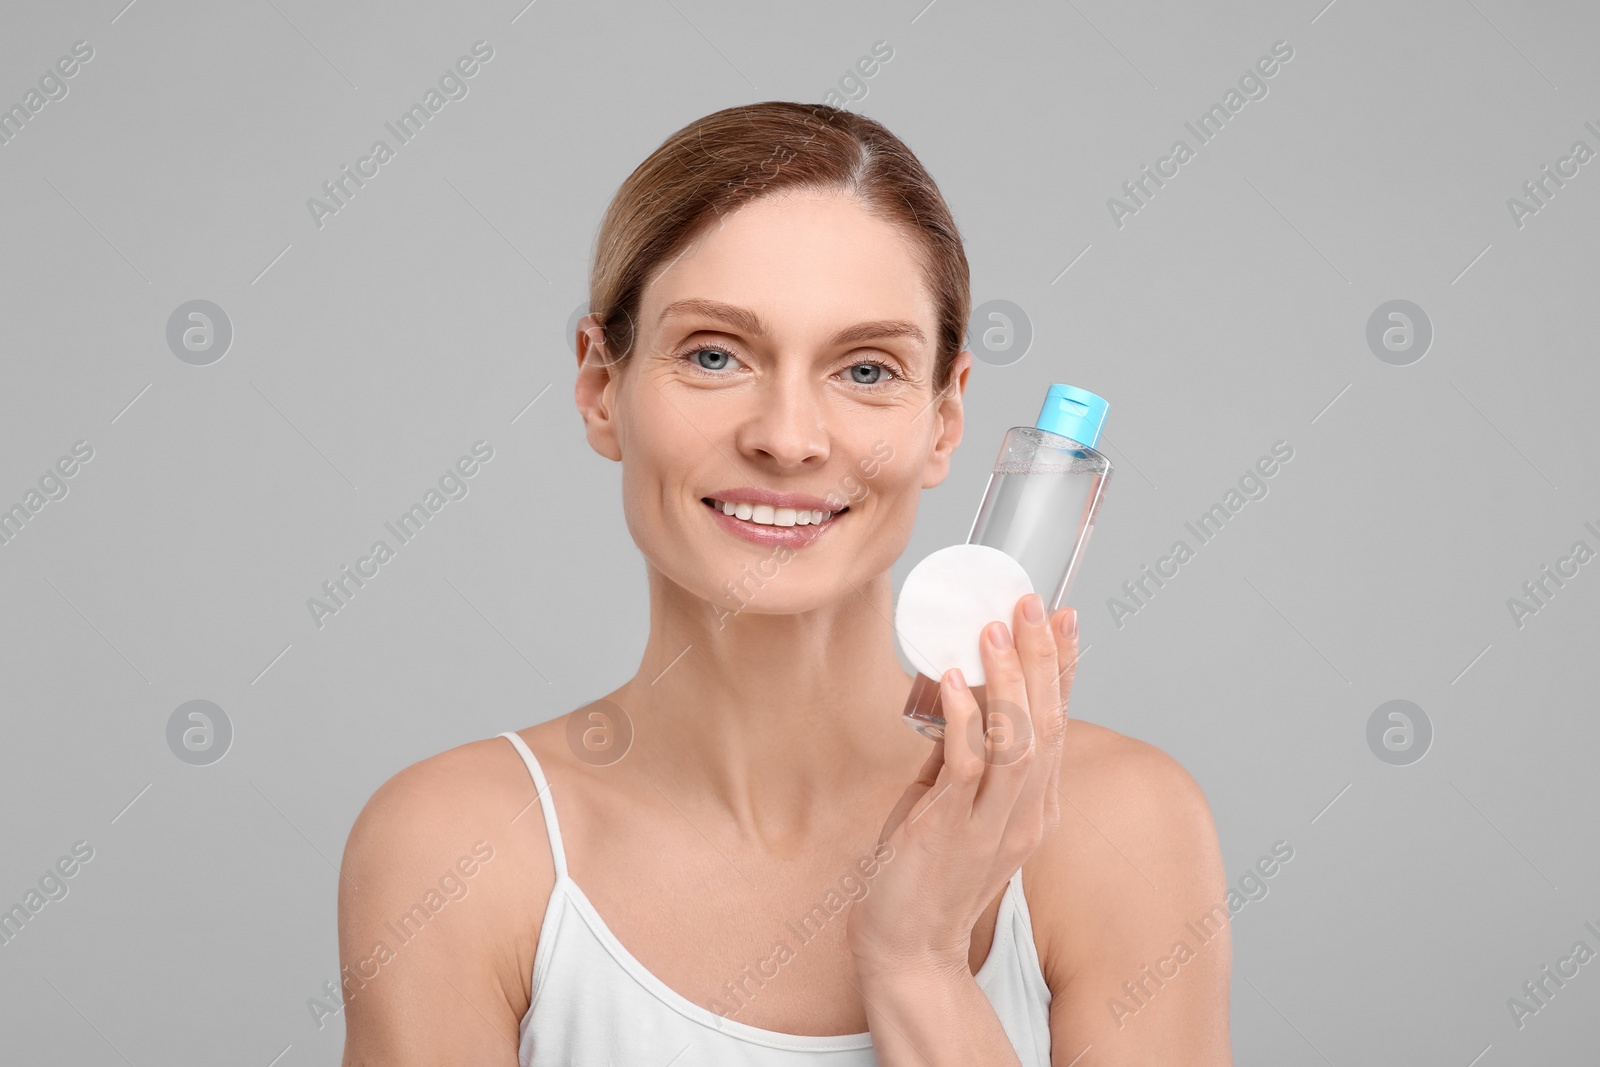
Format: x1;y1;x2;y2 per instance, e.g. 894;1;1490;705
1038;731;1233;1066
338;746;538;1067
845;730;1231;1067
846;599;1080;1065
852;959;1027;1065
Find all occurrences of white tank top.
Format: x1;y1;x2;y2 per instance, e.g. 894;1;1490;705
499;731;1054;1064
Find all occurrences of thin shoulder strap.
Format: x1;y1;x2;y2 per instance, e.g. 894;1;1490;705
499;731;568;880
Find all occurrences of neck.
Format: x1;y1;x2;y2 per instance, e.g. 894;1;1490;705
610;565;929;847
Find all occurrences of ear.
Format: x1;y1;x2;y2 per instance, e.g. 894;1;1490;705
921;349;972;489
574;313;624;462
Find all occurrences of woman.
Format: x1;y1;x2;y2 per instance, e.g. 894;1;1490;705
339;101;1231;1065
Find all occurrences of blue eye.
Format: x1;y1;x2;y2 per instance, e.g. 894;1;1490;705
675;345;904;386
680;346;738;372
846;359;901;385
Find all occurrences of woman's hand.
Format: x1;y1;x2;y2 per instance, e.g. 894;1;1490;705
847;593;1079;981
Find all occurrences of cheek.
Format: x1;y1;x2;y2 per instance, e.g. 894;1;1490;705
617;451;679;542
840;444;925;544
617;393;694;490
851;432;925;501
615;400;724;554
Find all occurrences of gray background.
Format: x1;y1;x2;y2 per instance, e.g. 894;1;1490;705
1;0;1596;1063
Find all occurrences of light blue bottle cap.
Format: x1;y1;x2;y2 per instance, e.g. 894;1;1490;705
1035;384;1108;448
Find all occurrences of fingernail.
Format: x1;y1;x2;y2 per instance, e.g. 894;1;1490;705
1022;593;1044;625
986;621;1012;649
945;667;967;691
1060;608;1078;639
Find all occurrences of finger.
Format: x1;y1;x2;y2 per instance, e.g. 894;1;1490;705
913;734;946;785
877;738;946;844
1042;606;1079;811
1052;607;1080;712
905;667;983;831
1002;593;1062;828
970;614;1035;825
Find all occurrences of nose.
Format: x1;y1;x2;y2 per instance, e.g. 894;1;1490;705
735;374;830;469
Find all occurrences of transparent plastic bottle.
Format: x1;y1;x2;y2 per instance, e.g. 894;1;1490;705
901;383;1113;739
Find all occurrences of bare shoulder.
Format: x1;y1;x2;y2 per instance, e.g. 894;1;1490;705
1024;718;1227;982
346;734;545;851
1059;718;1215;830
1022;718;1232;1064
337;732;556;1064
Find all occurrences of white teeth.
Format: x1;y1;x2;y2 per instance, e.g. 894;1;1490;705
710;498;835;527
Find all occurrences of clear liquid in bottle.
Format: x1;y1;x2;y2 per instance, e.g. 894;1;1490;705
902;385;1112;739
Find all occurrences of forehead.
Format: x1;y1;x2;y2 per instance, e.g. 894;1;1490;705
637;192;936;339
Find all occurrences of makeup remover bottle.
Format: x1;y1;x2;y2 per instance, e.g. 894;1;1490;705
901;384;1113;739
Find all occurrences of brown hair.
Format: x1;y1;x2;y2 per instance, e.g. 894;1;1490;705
587;101;969;394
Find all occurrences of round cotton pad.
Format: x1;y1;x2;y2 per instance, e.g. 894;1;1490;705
895;544;1035;687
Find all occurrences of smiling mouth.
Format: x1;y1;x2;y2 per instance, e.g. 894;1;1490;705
701;497;849;527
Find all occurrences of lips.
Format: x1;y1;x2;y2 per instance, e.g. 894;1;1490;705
699;496;848;547
703;486;843;513
702;497;844;527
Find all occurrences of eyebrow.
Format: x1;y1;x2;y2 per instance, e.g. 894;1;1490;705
658;298;927;349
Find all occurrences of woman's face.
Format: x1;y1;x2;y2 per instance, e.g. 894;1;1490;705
576;190;970;619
